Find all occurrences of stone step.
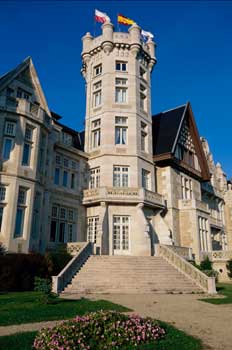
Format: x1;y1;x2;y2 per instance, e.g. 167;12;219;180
62;255;203;295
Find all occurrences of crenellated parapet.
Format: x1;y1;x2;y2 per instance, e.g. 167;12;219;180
81;20;157;78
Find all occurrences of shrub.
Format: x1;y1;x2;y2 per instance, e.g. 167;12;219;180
0;253;48;292
226;259;232;279
34;277;55;304
44;248;72;276
0;242;7;255
33;311;166;350
200;256;212;271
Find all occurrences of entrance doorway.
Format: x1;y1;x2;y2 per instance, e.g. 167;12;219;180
113;215;130;255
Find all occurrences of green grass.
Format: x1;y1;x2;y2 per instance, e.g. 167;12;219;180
0;322;202;350
0;292;130;326
200;283;232;304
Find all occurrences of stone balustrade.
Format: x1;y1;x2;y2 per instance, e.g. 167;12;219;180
209;216;223;228
83;186;165;208
166;245;193;261
52;242;93;294
178;199;209;213
209;250;232;261
156;244;216;294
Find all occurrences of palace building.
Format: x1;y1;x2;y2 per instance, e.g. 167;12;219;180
0;20;232;284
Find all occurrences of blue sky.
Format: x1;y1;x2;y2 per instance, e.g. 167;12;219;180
0;1;231;177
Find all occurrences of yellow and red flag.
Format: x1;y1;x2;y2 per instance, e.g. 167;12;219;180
117;14;135;26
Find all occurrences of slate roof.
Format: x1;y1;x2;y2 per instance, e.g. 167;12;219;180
0;57;31;92
51;111;85;152
152;104;187;156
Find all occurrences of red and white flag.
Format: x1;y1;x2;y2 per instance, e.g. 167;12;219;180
95;9;110;23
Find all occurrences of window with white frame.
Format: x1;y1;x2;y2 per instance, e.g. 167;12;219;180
115;116;127;145
115;78;127;103
113;216;129;251
94;64;102;77
50;205;76;243
0;186;6;202
198;216;209;251
0;185;6;232
113;166;129;187
2;120;16;160
142;169;150;190
17;88;31;100
115;61;127;72
141;121;148;152
93;80;102;107
140;84;147;110
14;187;28;238
181;176;193;200
87;216;99;243
91;119;101;148
22;124;34;166
89;167;100;189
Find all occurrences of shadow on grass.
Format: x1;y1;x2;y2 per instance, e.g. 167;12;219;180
199;283;232;305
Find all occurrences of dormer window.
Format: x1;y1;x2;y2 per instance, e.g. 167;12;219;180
62;132;73;146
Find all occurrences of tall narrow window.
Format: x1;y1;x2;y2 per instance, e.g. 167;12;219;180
90;167;100;189
50;205;76;243
2;121;16;160
115;117;127;145
87;216;99;243
0;185;6;232
113;216;129;251
113;166;129;187
22;125;33;166
181;176;193;200
54;168;60;185
140;84;147;110
141;122;148;152
14;187;27;238
93;81;102;107
71;173;75;189
63;171;68;187
94;64;102;77
91;119;101;148
115;78;127;103
142;169;150;190
198;217;209;252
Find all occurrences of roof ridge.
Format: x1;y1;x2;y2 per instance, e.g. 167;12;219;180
153;103;187;117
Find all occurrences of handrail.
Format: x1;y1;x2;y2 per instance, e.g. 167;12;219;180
156;244;216;294
52;242;93;294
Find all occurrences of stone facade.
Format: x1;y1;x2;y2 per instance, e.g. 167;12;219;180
0;21;231;280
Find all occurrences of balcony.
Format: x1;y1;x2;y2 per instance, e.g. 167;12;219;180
178;199;210;213
210;216;223;228
83;186;165;208
0;96;50;127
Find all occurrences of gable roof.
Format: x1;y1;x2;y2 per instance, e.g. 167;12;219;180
0;57;50;115
152;102;210;180
152;104;187;156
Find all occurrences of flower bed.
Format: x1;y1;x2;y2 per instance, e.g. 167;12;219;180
33;310;166;350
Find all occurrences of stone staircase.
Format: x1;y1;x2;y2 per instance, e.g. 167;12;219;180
63;255;203;294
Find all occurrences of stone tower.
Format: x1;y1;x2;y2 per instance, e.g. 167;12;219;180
81;20;166;256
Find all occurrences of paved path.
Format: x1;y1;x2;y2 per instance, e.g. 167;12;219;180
1;293;232;350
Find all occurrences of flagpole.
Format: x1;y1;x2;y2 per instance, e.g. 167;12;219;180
117;13;120;32
93;16;96;38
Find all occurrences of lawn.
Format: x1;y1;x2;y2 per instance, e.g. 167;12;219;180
0;292;130;326
0;322;202;350
200;283;232;304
